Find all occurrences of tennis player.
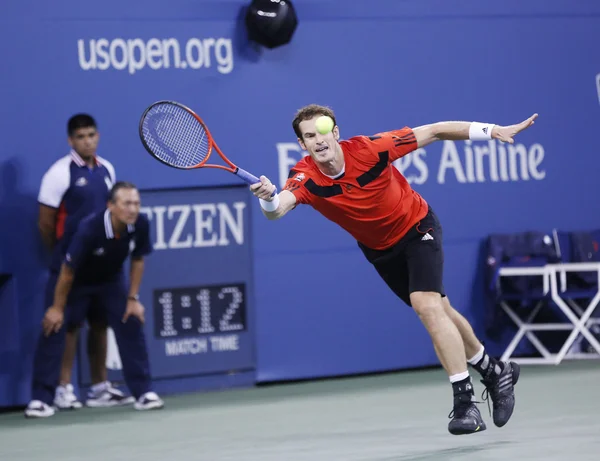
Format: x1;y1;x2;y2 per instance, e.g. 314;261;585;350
26;182;163;418
250;104;538;435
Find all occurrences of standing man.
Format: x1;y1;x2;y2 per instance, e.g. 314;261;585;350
251;104;538;435
26;182;164;417
37;114;131;409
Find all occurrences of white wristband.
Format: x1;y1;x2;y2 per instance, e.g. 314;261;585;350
469;122;495;141
259;193;280;212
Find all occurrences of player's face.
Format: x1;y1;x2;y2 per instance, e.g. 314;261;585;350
68;127;99;159
110;188;141;225
298;116;340;164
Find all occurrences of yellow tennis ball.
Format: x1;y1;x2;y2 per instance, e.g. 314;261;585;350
315;115;334;135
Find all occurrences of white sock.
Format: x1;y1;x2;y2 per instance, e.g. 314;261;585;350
467;345;502;376
467;345;485;364
449;370;470;383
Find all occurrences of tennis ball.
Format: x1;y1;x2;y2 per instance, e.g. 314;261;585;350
315;115;334;135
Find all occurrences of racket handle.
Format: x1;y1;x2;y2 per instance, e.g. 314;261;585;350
235;167;260;185
236;167;278;197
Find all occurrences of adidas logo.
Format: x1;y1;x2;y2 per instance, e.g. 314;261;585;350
421;233;434;241
482;127;488;134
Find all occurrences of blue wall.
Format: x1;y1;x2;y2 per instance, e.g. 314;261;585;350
1;0;600;406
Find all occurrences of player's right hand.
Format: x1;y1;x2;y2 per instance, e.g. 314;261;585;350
42;306;64;336
250;175;277;201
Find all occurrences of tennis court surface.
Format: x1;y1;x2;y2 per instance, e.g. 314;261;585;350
1;361;599;461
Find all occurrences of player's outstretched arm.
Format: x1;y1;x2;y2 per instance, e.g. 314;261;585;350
250;175;297;220
413;114;538;148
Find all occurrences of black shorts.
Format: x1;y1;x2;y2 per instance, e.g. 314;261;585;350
358;206;445;307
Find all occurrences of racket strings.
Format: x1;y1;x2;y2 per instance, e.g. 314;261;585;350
141;104;210;168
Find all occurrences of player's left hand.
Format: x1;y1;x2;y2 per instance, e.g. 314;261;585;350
492;113;538;144
123;300;145;324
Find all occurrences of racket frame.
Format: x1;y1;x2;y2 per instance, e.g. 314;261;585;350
139;100;270;191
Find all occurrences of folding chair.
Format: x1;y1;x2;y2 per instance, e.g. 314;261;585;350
555;230;600;360
493;230;600;364
485;230;566;364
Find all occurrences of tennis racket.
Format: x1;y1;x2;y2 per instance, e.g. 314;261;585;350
139;100;274;193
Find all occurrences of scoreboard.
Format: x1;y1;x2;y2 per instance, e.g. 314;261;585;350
153;283;247;338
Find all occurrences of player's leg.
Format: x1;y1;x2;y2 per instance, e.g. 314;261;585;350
360;233;483;435
368;253;466;376
410;292;467;376
84;301;134;407
439;298;481;359
404;207;485;435
408;291;484;435
101;279;163;411
442;296;520;427
53;325;84;410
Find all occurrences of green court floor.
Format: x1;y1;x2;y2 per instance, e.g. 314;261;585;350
1;361;599;460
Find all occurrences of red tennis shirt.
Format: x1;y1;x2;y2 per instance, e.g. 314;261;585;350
283;127;429;250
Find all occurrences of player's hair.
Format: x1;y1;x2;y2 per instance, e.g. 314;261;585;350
292;104;337;139
109;181;138;203
67;113;97;137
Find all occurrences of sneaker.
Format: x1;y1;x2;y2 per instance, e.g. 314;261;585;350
24;400;55;418
86;382;135;408
448;399;487;435
54;384;83;410
481;361;520;427
133;392;164;411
